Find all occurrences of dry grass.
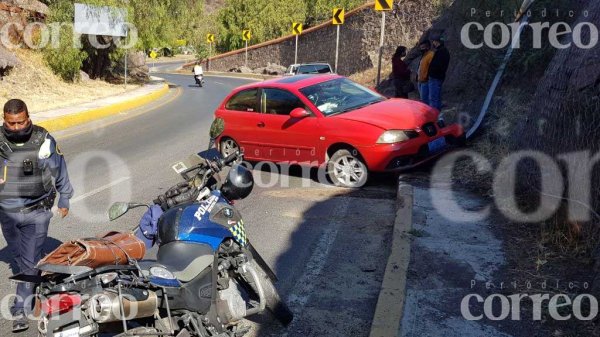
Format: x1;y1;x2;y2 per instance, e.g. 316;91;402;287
0;49;140;113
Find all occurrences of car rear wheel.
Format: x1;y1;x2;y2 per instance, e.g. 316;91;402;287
327;149;368;188
220;138;239;157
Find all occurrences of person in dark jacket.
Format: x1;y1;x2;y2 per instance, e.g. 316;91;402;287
428;36;450;110
0;99;73;332
391;46;411;98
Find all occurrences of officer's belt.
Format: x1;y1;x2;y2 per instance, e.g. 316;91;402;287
0;193;54;214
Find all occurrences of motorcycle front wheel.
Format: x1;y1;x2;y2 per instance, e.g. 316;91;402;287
249;260;294;326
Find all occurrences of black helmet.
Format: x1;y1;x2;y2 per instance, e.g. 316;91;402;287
221;164;254;200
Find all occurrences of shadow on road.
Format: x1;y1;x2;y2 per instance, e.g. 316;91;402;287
244;177;397;336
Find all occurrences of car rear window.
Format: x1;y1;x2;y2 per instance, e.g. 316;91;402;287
225;89;259;112
297;64;331;74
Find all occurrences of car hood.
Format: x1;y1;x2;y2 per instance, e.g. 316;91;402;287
333;99;438;130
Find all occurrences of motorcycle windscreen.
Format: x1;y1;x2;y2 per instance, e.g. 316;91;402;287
171;153;205;175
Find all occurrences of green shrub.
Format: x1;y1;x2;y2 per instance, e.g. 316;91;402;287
43;26;87;82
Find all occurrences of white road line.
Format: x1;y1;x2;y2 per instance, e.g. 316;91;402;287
285;197;350;309
71;177;131;204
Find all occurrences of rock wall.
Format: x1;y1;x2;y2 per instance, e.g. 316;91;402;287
0;1;47;73
207;1;444;76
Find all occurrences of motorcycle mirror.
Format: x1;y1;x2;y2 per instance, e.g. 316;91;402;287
108;202;130;221
209;118;225;142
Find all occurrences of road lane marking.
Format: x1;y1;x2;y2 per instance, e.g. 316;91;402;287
55;85;183;141
71;176;131;203
285;196;350;309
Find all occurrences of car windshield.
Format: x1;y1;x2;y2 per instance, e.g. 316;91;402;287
299;78;385;116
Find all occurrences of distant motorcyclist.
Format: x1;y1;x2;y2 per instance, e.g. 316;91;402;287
193;62;204;87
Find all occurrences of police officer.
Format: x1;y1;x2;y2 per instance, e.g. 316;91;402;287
0;99;73;332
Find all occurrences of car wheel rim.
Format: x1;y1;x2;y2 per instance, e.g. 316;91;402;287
222;139;238;157
332;155;365;187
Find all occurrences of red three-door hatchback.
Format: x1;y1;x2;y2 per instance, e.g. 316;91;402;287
214;74;465;188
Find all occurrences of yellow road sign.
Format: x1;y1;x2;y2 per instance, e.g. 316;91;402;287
242;30;251;41
375;0;392;11
149;50;158;59
206;34;215;43
292;23;303;35
333;8;345;25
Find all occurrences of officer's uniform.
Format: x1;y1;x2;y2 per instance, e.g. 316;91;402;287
0;125;73;314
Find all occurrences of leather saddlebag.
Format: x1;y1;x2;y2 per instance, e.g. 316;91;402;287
38;231;146;269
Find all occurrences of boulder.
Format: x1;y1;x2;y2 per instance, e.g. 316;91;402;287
0;46;19;73
264;62;286;75
79;70;90;82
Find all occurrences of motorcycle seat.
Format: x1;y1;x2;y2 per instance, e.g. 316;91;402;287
138;241;214;283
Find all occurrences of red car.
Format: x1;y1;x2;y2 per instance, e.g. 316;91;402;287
214;74;464;187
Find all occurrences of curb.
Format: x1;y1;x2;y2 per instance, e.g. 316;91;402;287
369;178;413;337
35;83;170;132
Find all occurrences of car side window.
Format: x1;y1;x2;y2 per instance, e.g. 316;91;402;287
262;88;307;116
225;89;259;112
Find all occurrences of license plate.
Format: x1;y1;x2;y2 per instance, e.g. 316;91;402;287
428;137;446;153
54;327;79;337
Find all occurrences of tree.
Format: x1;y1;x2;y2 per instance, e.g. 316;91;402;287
216;0;307;51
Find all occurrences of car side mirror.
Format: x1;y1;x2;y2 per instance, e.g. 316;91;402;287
290;108;310;119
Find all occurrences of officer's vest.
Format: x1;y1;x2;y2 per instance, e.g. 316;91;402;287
0;125;53;198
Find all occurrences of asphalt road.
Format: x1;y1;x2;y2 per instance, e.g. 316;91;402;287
0;72;396;336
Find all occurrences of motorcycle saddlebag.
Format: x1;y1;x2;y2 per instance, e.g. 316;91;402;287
38;231;146;269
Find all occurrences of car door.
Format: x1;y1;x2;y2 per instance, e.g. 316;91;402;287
258;88;320;164
219;88;266;159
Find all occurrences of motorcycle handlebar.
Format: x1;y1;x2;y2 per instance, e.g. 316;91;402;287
155;151;242;210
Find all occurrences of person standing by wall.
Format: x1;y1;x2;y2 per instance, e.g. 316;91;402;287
428;35;450;111
417;40;434;105
391;46;412;98
0;99;73;332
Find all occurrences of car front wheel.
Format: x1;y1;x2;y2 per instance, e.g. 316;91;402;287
220;138;239;157
327;149;368;188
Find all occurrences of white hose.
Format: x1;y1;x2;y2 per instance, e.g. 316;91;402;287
466;0;536;139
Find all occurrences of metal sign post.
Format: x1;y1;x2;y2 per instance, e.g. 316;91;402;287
374;0;392;86
242;30;251;68
295;35;298;64
335;25;340;73
332;8;344;73
124;30;128;89
376;11;385;86
292;23;303;65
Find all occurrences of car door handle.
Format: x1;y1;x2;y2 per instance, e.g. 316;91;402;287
257;122;265;128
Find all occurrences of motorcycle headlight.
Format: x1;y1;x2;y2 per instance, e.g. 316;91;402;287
149;266;175;279
376;130;419;144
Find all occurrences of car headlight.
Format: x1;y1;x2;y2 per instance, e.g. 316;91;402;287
377;130;419;144
149;266;175;279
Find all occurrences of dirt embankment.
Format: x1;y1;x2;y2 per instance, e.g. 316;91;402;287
1;50;140;113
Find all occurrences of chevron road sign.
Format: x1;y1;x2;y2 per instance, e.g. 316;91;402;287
375;0;392;11
242;30;251;41
292;22;303;35
333;8;345;25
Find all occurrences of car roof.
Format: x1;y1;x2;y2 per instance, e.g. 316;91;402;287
235;74;343;91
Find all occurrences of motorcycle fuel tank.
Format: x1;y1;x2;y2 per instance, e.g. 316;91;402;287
158;190;247;250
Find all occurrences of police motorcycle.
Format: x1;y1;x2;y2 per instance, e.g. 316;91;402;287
12;118;292;337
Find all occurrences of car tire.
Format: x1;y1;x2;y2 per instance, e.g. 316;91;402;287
327;149;368;188
220;138;239;157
